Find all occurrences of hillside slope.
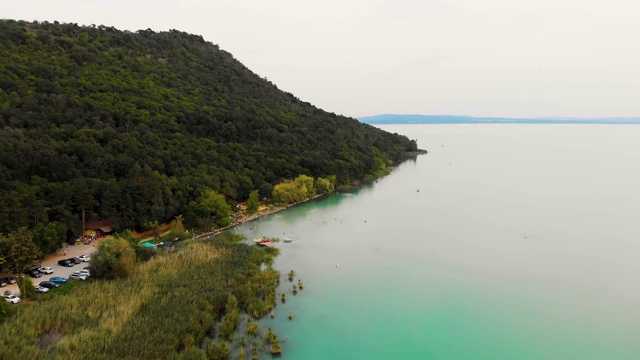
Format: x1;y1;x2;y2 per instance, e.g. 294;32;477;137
0;20;419;234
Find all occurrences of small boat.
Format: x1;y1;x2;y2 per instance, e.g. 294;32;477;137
283;238;292;243
254;237;272;246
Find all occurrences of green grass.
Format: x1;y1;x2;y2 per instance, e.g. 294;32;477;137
0;233;280;359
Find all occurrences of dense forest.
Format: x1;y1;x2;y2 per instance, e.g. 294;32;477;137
0;19;419;238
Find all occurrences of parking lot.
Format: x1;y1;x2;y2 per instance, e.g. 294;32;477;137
3;242;99;297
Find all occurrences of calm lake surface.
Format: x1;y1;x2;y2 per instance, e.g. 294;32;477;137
235;125;640;359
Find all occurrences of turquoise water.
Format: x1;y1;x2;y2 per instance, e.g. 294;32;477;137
235;125;640;359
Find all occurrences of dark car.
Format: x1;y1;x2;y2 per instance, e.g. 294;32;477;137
70;257;82;265
25;269;42;278
1;277;17;284
58;259;74;267
39;281;60;289
0;278;7;287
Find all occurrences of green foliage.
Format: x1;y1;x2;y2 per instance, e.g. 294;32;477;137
169;215;189;240
315;176;335;195
90;236;136;279
31;221;68;254
218;294;240;340
0;20;418;236
272;175;319;204
0;295;12;322
246;319;259;336
0;235;280;358
184;188;232;228
246;190;259;212
0;227;41;273
207;339;230;360
114;229;137;246
17;274;36;300
171;347;207;360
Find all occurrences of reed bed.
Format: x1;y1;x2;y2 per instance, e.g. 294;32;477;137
0;233;279;359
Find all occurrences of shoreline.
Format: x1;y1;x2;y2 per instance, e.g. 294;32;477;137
194;194;327;239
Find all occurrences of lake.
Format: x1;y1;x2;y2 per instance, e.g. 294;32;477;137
235;124;640;359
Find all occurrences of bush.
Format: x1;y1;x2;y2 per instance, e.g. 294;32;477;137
90;237;136;279
206;339;230;360
17;275;36;300
0;297;13;322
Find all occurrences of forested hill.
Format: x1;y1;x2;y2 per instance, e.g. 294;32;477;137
0;20;419;236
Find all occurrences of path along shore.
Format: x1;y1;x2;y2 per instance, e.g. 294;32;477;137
194;194;325;239
3;195;327;296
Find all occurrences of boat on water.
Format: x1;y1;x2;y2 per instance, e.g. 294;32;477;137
254;237;272;246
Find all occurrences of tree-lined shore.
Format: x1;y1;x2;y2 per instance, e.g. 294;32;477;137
0;19;420;240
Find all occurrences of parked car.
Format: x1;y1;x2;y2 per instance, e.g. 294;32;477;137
77;269;91;277
69;273;88;281
49;277;68;284
40;266;54;274
70;257;82;265
39;281;60;289
57;259;74;267
78;255;91;262
0;276;16;285
0;278;7;287
4;294;21;304
25;269;42;278
35;285;49;294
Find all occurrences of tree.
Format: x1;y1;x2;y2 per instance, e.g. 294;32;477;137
184;188;232;228
90;236;136;279
0;228;41;273
169;215;188;240
246;190;259;212
31;221;68;254
315;177;335;195
17;275;36;300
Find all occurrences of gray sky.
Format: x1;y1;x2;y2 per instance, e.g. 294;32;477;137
4;0;640;118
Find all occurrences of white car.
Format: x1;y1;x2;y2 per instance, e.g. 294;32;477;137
69;273;88;281
40;266;54;274
4;294;21;304
77;269;91;277
35;285;50;294
78;255;91;262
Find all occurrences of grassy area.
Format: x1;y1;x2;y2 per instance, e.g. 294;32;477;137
0;233;281;359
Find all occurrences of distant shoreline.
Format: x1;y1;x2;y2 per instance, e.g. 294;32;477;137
358;114;640;125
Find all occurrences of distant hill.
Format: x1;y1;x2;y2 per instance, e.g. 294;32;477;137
358;114;640;125
0;20;419;234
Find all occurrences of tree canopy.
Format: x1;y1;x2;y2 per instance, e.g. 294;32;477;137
0;20;420;237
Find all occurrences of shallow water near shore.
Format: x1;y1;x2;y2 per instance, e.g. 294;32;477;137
235;124;640;359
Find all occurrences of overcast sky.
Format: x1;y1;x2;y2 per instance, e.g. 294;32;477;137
4;0;640;118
